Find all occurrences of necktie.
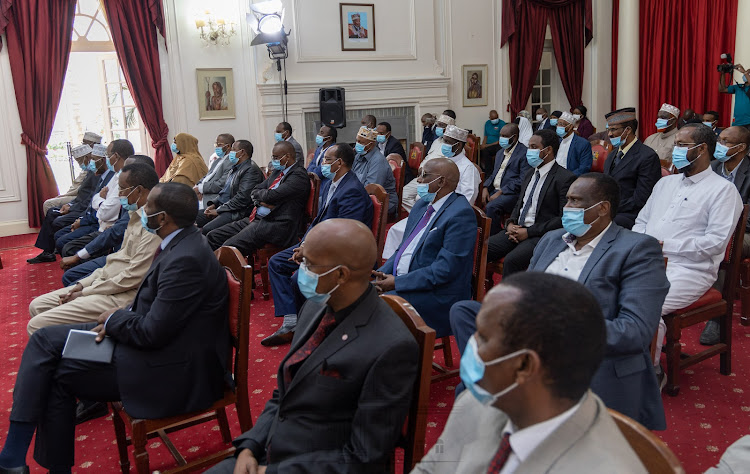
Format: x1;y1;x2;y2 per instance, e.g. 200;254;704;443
486;433;512;474
392;205;435;275
518;171;541;225
154;246;162;259
283;310;337;385
609;150;623;173
247;172;284;223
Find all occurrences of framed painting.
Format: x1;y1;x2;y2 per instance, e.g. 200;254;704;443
197;68;235;120
339;3;375;51
462;64;488;107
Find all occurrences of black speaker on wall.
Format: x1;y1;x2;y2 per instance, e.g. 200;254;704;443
319;87;346;128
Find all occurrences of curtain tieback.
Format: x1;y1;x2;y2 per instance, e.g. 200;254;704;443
21;133;48;156
151;130;169;149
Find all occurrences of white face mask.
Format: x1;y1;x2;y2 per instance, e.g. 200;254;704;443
536;114;544;121
573;114;582;122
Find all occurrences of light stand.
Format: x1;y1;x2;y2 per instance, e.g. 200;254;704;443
248;1;290;122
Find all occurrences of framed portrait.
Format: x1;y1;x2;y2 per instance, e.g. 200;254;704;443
196;68;236;120
339;3;375;51
462;64;489;107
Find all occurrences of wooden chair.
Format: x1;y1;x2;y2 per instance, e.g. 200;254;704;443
110;246;253;474
387;153;406;221
257;174;320;300
739;258;750;326
432;206;491;383
465;134;479;164
408;142;425;176
473;163;485;210
381;295;435;472
366;183;389;263
305;150;314;167
662;204;749;396
591;143;609;173
608;409;685;473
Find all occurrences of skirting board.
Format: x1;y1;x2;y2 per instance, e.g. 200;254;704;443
0;220;38;238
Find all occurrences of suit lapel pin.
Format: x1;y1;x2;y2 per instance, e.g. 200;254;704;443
342;334;348;341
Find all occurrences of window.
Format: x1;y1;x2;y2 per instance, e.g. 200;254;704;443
99;54;148;153
529;50;553;121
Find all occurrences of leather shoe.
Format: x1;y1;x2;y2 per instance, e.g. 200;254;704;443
699;320;720;346
0;465;30;473
261;325;295;347
26;252;56;264
75;400;109;424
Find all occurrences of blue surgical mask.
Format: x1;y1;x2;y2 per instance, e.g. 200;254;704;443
315;134;325;146
441;142;456;158
215;146;226;158
460;336;529;406
702;121;714;128
526;148;544;168
498;135;515;149
556;125;567;138
416;176;441;203
562;201;603;237
655;118;671;130
140;209;165;234
119;186;139;212
86;160;98;172
321;158;340;179
354;142;366;154
297;261;341;304
228;151;239;165
672;144;702;170
171;143;179;154
549;118;558;126
271;158;286;171
78;162;87;171
106;155;118;172
435;127;445;137
714;143;741;162
490;118;500;125
274;132;284;142
376;134;387;144
610;128;629;148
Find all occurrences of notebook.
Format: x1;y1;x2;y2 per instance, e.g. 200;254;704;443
61;329;115;364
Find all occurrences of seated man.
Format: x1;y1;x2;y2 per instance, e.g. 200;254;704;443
421;113;437;150
28;163;161;335
274;121;304;164
633;123;742;375
555;111;593;176
479;110;506;175
352;126;398;216
208;219;418;474
643;103;680;168
161;133;209;186
703;110;723;138
207;141;311;254
414;273;646;473
361;114;376;129
195;139;263;235
452;173;670;430
0;183;229;474
194;133;235;209
42;144;94;214
376;121;412;183
307;125;337;179
604;107;662;229
481;123;530;235
374;158;475;338
487;129;575;277
534;107;553;131
262;144;373;346
549;110;561;127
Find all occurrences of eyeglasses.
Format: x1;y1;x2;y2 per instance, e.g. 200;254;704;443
417;172;438;179
271;154;288;160
214;143;229;147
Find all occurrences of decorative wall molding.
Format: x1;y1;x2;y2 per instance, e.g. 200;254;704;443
0;220;36;238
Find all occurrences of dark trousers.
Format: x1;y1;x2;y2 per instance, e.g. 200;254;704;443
484;194;519;235
480;144;501;176
487;232;541;277
34;209;82;253
61;231;101;257
267;246;304;317
614;212;636;230
62;256;107;286
11;323;120;469
449;299;482;397
206;219;270;256
54;224;98;255
196;212;238;236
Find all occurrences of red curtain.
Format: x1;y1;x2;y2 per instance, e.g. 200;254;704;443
611;0;619;111
639;0;737;138
5;0;76;227
549;0;592;109
101;0;170;175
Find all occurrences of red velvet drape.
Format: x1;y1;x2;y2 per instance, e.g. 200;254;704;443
101;0;170;175
5;0;75;227
639;0;737;138
502;0;593;116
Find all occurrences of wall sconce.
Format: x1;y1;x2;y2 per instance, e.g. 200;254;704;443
195;10;237;46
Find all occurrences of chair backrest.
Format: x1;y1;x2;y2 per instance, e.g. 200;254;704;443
472;163;485;208
471;206;491;302
365;183;389;261
607;409;685;474
590;144;608;173
465;134;479;164
720;204;749;304
408;142;425;172
380;294;436;472
387;153;406;213
305;150;314;167
306;173;321;223
660;167;671;177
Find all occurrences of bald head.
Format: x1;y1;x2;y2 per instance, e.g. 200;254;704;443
501;123;519;137
424;158;459;191
726;125;750;147
304;219;377;275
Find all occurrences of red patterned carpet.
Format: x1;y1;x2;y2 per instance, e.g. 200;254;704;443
0;233;748;473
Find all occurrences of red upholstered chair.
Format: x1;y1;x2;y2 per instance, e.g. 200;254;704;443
110;246;253;474
465;134;479;164
366;184;389;263
305;150;314;167
662;204;749;396
387;153;406;221
408;143;425;176
591;144;609;173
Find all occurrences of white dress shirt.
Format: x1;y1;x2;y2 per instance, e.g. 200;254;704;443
92;171;122;232
450;151;481;205
493;143;517;190
323;171;348;209
546;222;612;281
499;395;585;474
425;137;446;161
555;133;574;169
395;192;453;276
520;160;554;227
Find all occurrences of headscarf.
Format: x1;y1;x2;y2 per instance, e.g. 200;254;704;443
518;116;533;146
161;133;208;187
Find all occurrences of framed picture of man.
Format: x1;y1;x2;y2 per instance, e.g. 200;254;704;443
462;65;489;107
196;68;236;120
339;3;375;51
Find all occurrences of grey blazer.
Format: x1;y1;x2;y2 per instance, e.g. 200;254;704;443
287;136;305;165
197;155;233;208
712;157;750;232
412;391;646;474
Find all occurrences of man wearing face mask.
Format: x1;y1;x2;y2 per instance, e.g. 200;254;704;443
644;103;681;167
352;126;398;216
42;144;96;214
208;219;418;474
374;158;476;338
554;111;593;176
424;114;455;160
196;140;263;235
633;124;743;381
206;141;310;255
719;64;750;129
413;273;646;474
274;122;304;165
421;113;437;150
703;110;723;138
479;110;506;175
486;129;575;277
307;125;337;179
603;107;662;229
483;123;530;235
194;133;235;209
533;107;553;132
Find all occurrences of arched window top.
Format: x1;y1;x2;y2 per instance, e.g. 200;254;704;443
72;0;114;52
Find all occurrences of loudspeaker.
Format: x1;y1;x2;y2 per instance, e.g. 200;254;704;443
319;87;346;128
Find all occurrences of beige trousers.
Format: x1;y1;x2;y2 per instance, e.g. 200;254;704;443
42;195;76;214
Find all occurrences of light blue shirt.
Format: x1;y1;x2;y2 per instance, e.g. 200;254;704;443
256;166;293;217
160;228;182;250
352;147;398;215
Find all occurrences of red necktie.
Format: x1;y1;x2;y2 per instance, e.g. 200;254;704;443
283;310;336;385
247;173;284;224
486;433;512;473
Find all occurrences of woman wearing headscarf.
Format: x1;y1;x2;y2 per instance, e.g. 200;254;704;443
160;133;209;187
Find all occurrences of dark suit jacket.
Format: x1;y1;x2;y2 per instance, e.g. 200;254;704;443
250;162;312;247
712;158;750;232
561;134;593;176
106;226;229;419
603;140;662;226
383;136;406;162
508;162;576;239
213;159;264;219
68;170;99;213
287;136;305;165
232;287;418;473
310;171;373;230
535;118;554;131
485;142;530;195
307;144;335;179
83;207;128;256
530;224;669;430
379;193;476;338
